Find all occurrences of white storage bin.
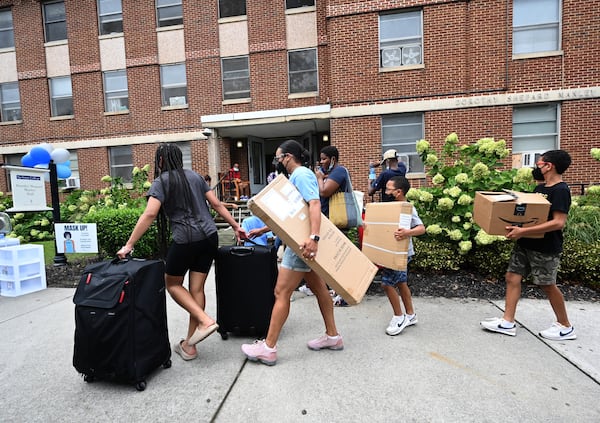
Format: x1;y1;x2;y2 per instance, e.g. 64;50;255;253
0;244;46;297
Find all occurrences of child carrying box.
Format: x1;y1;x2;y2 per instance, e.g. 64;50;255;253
380;176;426;336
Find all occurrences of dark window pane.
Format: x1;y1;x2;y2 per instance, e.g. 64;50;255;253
286;0;314;9
219;0;246;18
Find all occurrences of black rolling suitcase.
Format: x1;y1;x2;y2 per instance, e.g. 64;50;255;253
215;241;278;339
73;257;171;391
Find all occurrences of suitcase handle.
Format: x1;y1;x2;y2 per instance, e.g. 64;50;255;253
229;246;256;257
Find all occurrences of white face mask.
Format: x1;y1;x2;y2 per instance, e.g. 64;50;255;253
233;167;239;172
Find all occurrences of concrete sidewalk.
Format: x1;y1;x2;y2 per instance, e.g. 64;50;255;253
1;270;599;422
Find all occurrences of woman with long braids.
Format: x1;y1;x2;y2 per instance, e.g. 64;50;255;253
241;139;343;366
117;144;246;361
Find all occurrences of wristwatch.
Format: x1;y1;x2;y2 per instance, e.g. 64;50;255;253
309;234;320;242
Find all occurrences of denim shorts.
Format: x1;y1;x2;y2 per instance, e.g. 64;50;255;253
507;243;560;286
380;257;412;287
280;246;311;272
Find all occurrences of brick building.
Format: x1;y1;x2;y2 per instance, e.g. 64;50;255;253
0;0;598;201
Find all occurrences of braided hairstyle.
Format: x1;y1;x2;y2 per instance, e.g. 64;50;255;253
154;143;195;257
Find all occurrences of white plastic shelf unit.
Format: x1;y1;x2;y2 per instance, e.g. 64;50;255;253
0;244;46;297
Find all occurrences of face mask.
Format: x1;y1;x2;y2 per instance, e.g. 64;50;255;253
327;159;335;173
233;167;239;172
531;166;544;181
276;161;288;177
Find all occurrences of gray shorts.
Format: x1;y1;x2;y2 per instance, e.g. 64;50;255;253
280;246;311;272
507;243;560;286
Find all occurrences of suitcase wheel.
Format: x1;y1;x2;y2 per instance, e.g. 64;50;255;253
84;374;95;383
163;359;172;369
135;380;147;391
220;332;229;340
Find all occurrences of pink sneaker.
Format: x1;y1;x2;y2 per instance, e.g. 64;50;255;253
241;340;277;366
307;334;344;351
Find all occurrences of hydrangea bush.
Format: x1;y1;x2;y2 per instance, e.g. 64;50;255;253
407;133;536;258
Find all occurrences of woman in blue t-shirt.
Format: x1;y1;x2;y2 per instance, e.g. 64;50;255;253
314;145;350;218
241;139;343;366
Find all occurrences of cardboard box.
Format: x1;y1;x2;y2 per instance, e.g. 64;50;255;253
473;191;550;237
247;174;377;305
362;202;413;271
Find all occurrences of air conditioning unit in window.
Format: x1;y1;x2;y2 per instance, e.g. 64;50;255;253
64;177;80;189
402;45;422;65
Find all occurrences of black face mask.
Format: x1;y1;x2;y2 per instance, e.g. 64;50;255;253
531;166;544;181
276;161;288;177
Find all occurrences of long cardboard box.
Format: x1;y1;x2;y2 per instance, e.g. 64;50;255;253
247;174;377;305
473;190;550;238
362;202;413;271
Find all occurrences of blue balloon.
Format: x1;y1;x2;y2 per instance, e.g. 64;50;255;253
21;153;36;167
29;146;52;165
56;164;72;179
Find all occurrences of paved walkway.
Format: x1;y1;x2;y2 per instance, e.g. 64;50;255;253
1;269;599;422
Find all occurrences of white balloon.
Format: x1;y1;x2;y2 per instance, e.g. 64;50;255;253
51;148;70;163
39;143;54;153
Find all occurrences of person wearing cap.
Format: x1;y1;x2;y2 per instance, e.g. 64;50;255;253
368;149;407;202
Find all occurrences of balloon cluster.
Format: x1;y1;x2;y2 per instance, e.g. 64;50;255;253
21;143;72;179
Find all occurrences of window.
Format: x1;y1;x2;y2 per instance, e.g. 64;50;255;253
381;113;425;173
218;0;246;19
221;56;250;100
285;0;314;9
0;82;22;122
49;76;73;117
3;153;23;191
512;104;558;153
103;70;129;112
156;0;183;27
513;0;560;54
288;48;318;94
43;1;68;42
109;145;133;183
379;11;423;68
177;142;192;169
0;8;15;49
160;63;187;107
98;0;123;35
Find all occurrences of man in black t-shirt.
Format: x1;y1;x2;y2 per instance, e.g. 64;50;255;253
481;150;576;341
368;149;407;202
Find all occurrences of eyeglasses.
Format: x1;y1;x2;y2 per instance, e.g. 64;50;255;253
272;153;287;165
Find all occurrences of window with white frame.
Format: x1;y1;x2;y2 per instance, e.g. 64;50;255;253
0;82;22;122
43;1;68;42
49;76;73;117
379;10;423;68
219;0;246;19
156;0;183;27
160;63;187;107
109;145;133;183
103;70;129;112
0;8;15;49
222;56;250;100
285;0;314;9
381;113;425;174
288;48;318;94
98;0;123;35
176;142;192;169
512;104;558;156
513;0;560;55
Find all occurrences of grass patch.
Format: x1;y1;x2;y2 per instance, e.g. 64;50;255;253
31;240;99;266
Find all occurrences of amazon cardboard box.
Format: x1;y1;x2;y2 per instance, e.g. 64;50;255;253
247;174;377;305
362;202;413;271
473;191;550;238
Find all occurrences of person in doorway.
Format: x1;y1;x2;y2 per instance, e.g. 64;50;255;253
480;150;576;340
117;143;247;361
380;176;425;335
241;139;343;366
368;149;407;202
228;163;251;199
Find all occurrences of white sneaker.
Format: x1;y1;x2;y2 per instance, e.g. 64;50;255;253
480;317;516;336
406;314;418;327
539;322;577;341
386;315;409;336
298;284;314;296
